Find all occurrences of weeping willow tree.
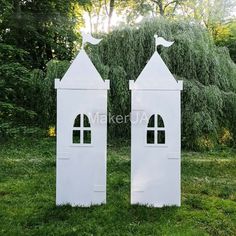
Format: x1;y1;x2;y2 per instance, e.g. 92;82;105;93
88;18;236;150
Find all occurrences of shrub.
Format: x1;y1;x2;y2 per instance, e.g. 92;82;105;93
89;18;236;149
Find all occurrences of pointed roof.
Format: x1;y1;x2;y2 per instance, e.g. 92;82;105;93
130;51;182;91
55;49;109;90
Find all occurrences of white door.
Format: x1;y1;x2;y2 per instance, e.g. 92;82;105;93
56;90;107;207
131;91;181;207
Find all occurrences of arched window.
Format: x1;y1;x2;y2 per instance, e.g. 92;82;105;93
72;114;91;144
146;114;165;145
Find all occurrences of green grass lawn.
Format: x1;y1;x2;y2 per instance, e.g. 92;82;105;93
0;138;235;235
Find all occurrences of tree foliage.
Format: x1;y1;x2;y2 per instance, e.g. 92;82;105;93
89;18;236;149
0;0;85;139
0;0;85;69
0;0;235;150
214;21;236;63
81;0;236;34
0;44;38;138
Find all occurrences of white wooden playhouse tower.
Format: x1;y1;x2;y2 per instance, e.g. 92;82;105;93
55;34;109;206
130;36;183;207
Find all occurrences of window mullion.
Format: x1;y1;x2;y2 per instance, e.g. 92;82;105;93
154;128;157;144
147;127;155;131
73;127;81;131
155;114;158;144
81;114;84;144
156;128;165;131
146;114;166;145
80;128;83;144
81;114;84;128
83;127;91;131
155;114;157;128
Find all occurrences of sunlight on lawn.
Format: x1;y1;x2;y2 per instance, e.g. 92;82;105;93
0;138;235;235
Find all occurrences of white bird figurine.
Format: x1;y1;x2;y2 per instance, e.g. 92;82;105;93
81;32;102;49
154;35;174;48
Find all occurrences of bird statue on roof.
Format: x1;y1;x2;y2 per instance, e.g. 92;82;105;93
154;35;174;48
81;32;102;49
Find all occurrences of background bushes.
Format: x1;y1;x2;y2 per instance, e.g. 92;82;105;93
89;18;236;149
1;18;236;150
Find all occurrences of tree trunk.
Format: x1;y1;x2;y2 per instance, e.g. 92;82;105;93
14;0;21;19
158;0;164;16
151;0;165;16
88;11;93;34
94;1;102;33
172;2;178;15
107;0;115;32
